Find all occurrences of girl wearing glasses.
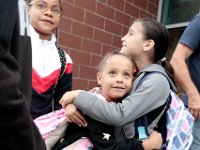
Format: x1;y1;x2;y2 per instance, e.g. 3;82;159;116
26;0;73;119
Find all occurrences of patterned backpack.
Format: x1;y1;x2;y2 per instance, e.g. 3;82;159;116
166;90;194;150
135;71;194;150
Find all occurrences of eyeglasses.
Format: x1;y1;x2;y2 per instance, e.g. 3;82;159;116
29;1;62;16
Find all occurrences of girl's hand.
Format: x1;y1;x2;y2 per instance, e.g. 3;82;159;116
64;103;88;127
59;90;82;108
142;131;162;150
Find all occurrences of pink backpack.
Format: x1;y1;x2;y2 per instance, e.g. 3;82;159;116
166;90;194;150
135;71;194;150
34;109;93;150
34;109;66;139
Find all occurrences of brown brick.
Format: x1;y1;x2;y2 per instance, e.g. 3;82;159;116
62;3;84;21
88;81;98;90
122;25;130;36
125;3;140;18
58;17;72;32
72;22;94;38
126;0;133;3
139;10;154;19
115;11;131;25
80;66;97;80
74;0;96;12
91;54;103;68
97;2;114;19
134;0;148;10
94;29;112;45
102;44;117;55
70;51;91;66
147;2;158;16
58;32;81;49
112;35;121;48
85;12;104;29
107;0;125;11
82;39;102;54
105;20;122;35
72;64;79;78
62;0;73;4
98;0;106;3
72;78;88;90
148;0;159;5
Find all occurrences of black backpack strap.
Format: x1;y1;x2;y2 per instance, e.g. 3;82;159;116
52;46;67;111
57;46;67;79
134;72;170;141
134;73;151;140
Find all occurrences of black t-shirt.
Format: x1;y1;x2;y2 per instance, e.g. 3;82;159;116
53;115;144;150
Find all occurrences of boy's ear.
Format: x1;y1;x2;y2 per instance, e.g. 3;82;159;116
143;39;155;52
96;72;102;86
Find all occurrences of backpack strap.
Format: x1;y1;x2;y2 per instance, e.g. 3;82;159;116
135;72;170;140
52;46;67;111
57;46;67;79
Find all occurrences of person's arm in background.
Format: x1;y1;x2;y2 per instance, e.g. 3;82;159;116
170;43;200;119
170;14;200;119
0;0;45;149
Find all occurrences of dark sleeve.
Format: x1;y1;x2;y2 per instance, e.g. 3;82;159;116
179;14;200;50
54;63;72;110
86;116;144;150
0;0;45;149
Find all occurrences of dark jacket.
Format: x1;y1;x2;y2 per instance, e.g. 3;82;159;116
0;0;46;149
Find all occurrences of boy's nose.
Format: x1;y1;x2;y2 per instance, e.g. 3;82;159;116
116;75;123;83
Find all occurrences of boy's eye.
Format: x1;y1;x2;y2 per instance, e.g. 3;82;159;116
124;72;131;78
109;70;116;75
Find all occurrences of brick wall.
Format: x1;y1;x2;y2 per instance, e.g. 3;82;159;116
58;0;159;90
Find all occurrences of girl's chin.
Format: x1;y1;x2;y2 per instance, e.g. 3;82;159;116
120;48;127;54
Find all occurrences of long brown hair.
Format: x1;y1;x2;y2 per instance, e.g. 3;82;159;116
136;18;176;85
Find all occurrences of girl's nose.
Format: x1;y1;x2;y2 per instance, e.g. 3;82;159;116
121;36;124;42
121;34;127;42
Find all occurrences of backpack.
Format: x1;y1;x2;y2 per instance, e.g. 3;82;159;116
135;71;194;150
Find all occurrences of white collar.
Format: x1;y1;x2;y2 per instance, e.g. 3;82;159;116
30;25;56;46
